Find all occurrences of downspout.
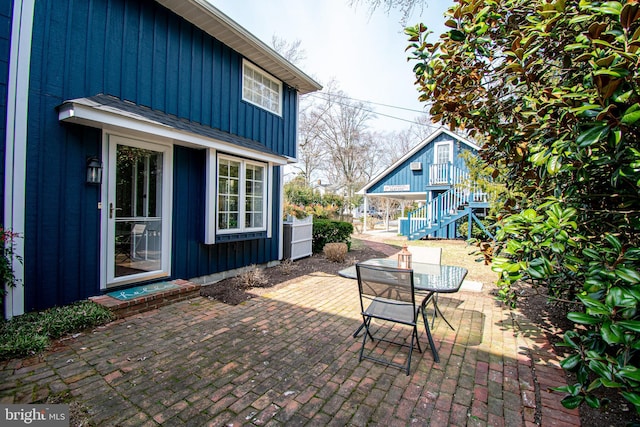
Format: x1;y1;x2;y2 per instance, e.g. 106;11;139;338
362;196;368;232
278;167;284;260
3;0;34;319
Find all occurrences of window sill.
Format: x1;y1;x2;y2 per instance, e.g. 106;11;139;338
215;231;267;244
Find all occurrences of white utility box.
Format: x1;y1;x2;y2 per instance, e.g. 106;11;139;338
283;215;313;260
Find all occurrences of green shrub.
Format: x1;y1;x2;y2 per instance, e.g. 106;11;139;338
407;0;640;412
0;301;114;360
312;219;353;253
457;219;483;240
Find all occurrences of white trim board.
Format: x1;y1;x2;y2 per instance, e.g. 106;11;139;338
58;101;289;166
3;0;35;319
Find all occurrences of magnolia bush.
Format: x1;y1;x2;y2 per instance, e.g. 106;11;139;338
407;0;640;412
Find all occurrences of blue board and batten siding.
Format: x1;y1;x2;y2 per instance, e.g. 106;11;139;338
171;146;281;279
367;132;473;194
0;1;13;226
21;0;292;311
30;0;296;155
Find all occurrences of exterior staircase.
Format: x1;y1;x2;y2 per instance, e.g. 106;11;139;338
405;186;489;240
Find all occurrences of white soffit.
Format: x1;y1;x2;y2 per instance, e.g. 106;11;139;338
156;0;322;95
58;97;289;165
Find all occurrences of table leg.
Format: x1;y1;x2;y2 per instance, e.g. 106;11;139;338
420;294;440;363
432;297;455;330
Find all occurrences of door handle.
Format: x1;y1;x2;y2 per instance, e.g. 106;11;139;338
109;203;122;219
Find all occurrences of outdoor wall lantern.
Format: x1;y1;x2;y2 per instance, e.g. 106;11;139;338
397;244;412;269
86;157;103;184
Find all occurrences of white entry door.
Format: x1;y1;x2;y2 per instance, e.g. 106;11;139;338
105;135;172;287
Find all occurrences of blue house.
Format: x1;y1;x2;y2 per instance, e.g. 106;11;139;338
358;127;489;240
1;0;321;317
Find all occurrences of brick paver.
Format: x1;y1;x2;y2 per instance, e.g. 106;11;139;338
0;245;581;426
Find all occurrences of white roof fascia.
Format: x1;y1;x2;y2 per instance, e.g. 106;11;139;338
156;0;322;95
58;101;289;165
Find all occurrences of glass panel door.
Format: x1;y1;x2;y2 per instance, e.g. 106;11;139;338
106;136;171;286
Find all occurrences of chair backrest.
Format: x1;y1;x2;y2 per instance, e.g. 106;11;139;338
132;224;146;235
356;263;416;306
408;246;442;265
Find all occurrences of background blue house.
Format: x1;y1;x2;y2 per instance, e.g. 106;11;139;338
1;0;321;317
359;127;489;239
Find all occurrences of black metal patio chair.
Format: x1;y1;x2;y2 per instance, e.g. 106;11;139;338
356;263;422;375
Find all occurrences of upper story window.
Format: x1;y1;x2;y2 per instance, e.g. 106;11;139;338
242;60;282;116
217;155;267;233
434;141;453;164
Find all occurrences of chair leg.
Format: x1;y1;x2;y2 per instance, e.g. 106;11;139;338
406;329;415;375
359;317;373;362
413;325;422;354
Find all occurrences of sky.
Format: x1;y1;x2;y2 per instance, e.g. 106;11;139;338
208;0;453;133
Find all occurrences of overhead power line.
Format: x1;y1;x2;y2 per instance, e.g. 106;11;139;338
305;92;437;128
308;91;429;114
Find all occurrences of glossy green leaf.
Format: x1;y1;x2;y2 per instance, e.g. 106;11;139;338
577;125;609;147
617;320;640;332
561;353;582;370
582;248;602;259
601;322;623;344
599;378;623;388
587;377;603;392
596;1;623;16
579;295;609;311
561;395;584;409
585;395;601;408
621;391;640;408
568;312;601;325
606;287;637;308
622;105;640;124
449;29;465;41
616;267;640;284
605;234;623;252
617;366;640;382
546;155;562;174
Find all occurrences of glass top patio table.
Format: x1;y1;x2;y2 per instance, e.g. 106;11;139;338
338;258;468;294
339;258;468;363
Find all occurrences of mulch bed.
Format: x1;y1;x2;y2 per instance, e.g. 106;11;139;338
200;241;388;305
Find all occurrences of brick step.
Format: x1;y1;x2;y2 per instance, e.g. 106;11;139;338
89;279;201;319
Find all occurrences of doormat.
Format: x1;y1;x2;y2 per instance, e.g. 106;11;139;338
107;282;180;301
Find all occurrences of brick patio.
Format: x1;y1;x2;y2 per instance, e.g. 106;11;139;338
0;252;580;425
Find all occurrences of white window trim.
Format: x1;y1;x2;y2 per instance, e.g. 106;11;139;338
214;154;270;235
242;59;283;116
434;140;454;164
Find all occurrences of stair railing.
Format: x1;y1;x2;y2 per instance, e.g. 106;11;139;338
407;185;473;238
